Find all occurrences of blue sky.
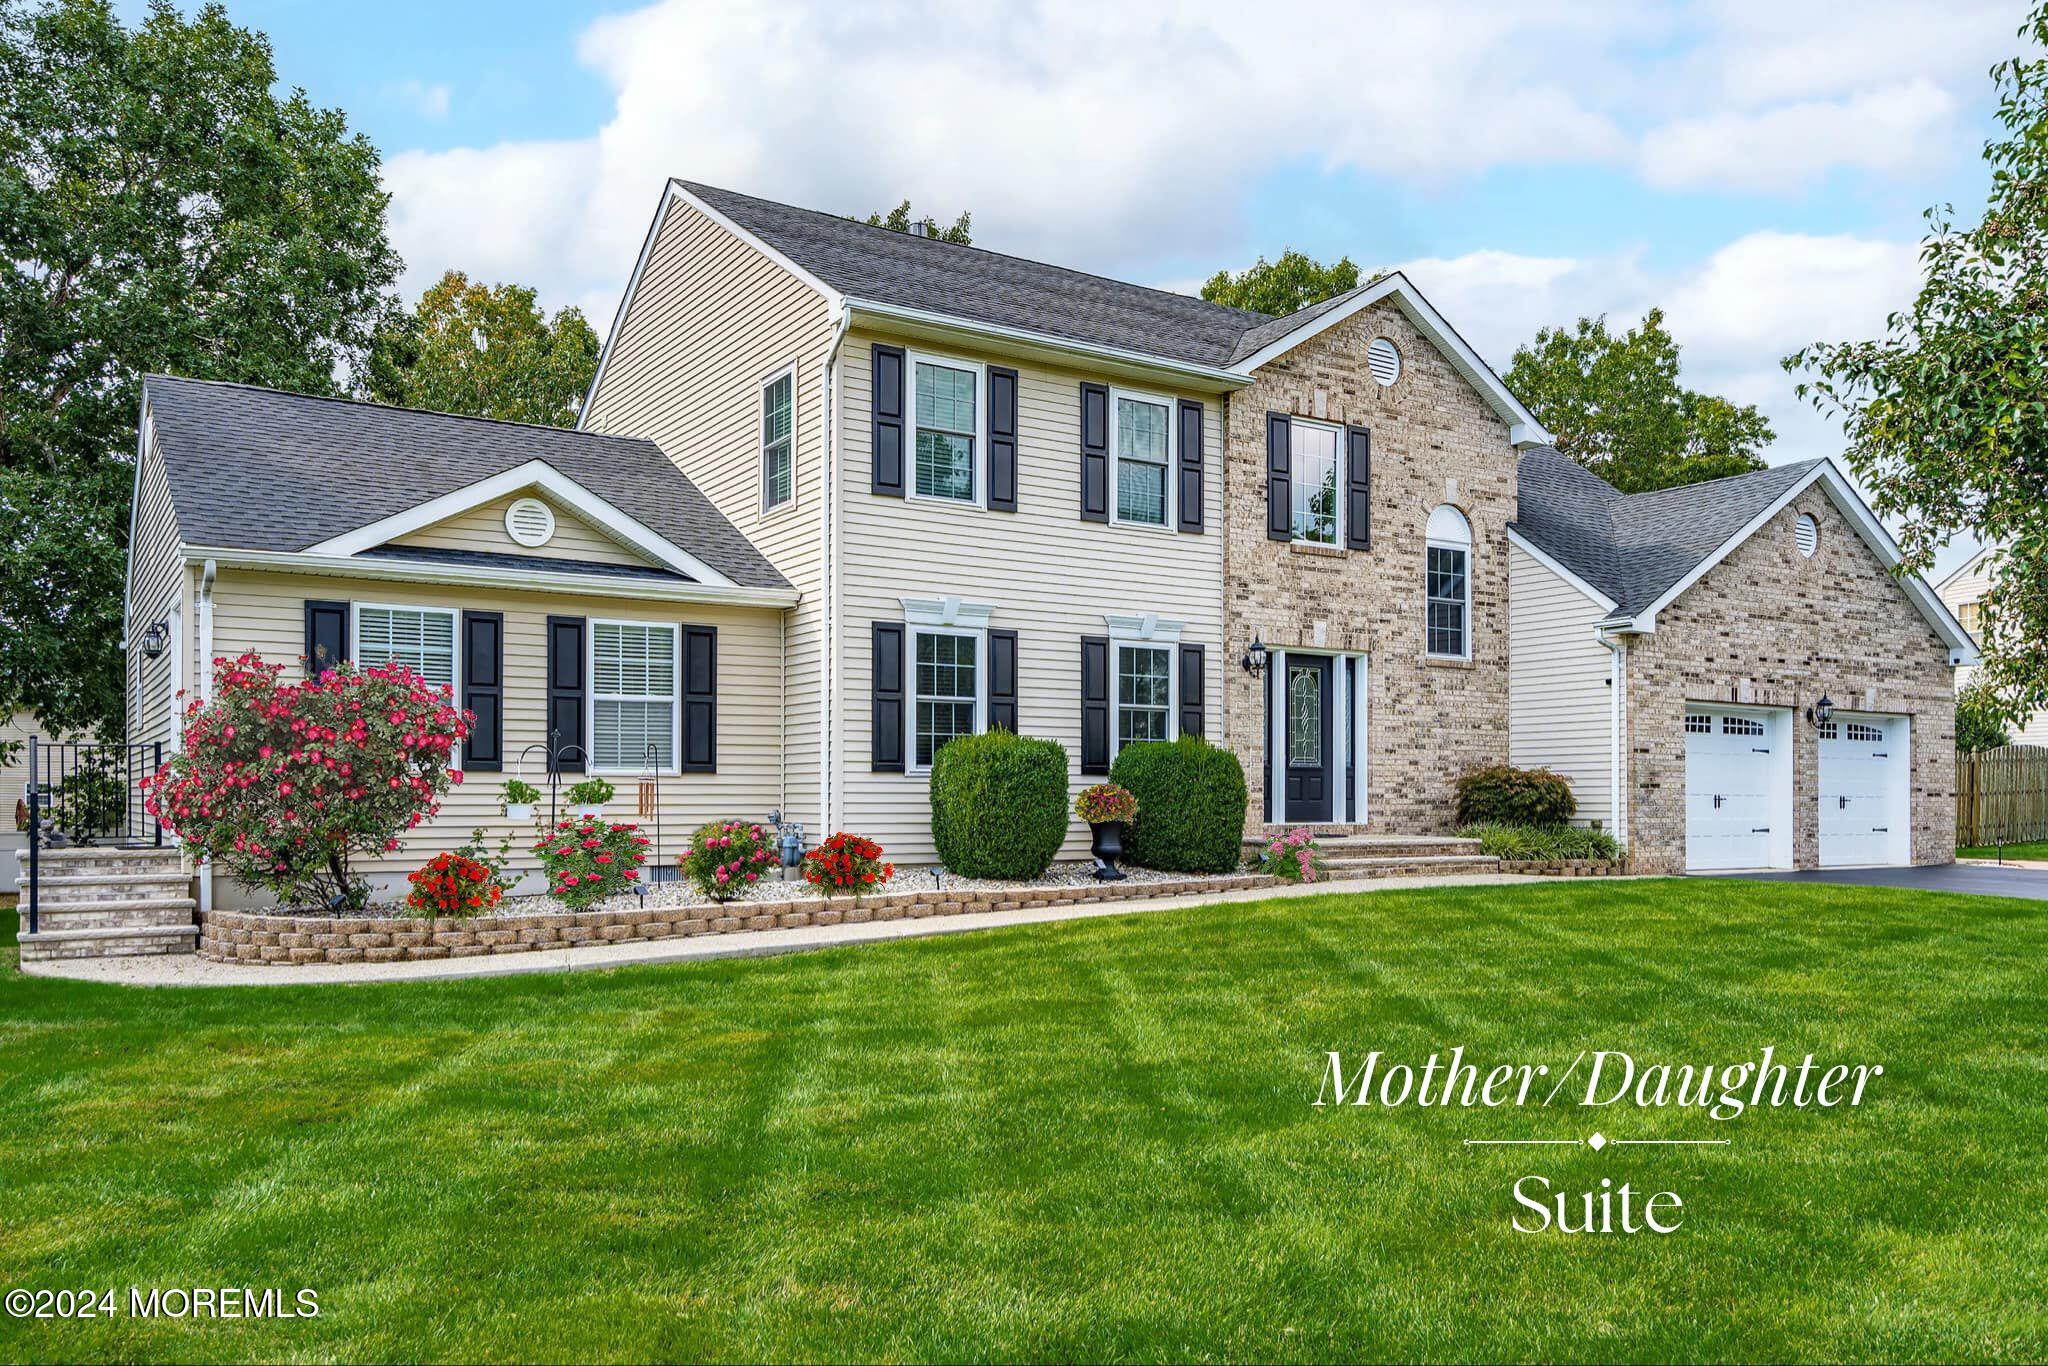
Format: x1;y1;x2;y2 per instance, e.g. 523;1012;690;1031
141;1;2037;576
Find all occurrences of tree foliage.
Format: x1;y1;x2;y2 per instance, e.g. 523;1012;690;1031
859;200;972;244
1506;309;1773;493
0;0;400;735
1785;4;2048;724
1956;680;2014;754
363;270;600;426
1200;250;1363;316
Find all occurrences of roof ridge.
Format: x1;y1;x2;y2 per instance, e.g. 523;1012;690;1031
676;180;1274;328
1612;456;1825;507
145;373;655;446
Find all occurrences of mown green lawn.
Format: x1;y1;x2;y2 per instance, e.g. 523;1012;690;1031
1959;840;2048;861
2;879;2044;1364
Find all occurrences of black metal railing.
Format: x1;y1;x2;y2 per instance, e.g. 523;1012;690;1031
22;737;165;936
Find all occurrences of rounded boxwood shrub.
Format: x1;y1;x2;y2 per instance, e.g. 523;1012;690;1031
1454;764;1577;826
1109;735;1248;874
928;730;1071;879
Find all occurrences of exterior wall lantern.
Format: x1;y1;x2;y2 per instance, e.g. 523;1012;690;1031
1807;693;1834;726
139;620;169;658
1240;635;1269;675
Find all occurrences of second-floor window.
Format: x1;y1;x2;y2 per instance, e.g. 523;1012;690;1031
915;360;977;502
1426;504;1472;659
1291;421;1340;545
1114;394;1170;527
1959;600;1982;638
760;367;793;509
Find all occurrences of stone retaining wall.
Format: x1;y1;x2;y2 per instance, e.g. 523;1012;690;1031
1497;859;1629;877
196;874;1279;966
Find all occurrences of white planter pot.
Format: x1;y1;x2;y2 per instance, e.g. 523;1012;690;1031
571;803;604;819
504;803;535;822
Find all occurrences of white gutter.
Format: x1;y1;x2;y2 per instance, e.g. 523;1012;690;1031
821;301;851;833
1596;624;1629;853
182;547;800;610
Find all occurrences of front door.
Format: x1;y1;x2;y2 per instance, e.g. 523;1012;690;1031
1284;655;1334;822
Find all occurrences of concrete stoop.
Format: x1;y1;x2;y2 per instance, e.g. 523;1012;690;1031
14;845;196;962
1246;831;1500;878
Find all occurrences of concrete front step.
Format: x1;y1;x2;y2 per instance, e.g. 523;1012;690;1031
39;872;195;903
23;900;197;932
1248;831;1484;858
18;923;201;962
1323;854;1500;875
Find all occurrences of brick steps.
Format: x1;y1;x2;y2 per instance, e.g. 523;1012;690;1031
16;845;195;962
19;923;200;961
1322;854;1500;875
39;872;194;904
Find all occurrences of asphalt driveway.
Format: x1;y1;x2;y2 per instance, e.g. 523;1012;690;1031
1716;862;2048;899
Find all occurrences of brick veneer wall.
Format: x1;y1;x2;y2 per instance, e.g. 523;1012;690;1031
1222;299;1518;833
1623;486;1958;873
196;874;1278;966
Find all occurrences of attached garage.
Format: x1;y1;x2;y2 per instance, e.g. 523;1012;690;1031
1818;714;1912;867
1683;707;1793;871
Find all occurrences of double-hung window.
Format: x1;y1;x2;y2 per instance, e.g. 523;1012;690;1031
913;628;980;768
1290;421;1340;545
592;620;678;771
1114;644;1174;753
1425;505;1472;659
760;367;794;509
355;604;456;689
914;359;978;503
1113;393;1171;526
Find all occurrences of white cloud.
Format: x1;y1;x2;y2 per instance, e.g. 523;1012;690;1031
384;79;452;120
1639;79;1958;193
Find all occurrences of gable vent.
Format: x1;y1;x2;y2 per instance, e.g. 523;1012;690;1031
1367;337;1401;387
1795;512;1819;558
506;496;557;548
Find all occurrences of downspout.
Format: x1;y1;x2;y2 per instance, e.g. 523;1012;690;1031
1597;624;1628;854
820;301;851;833
197;558;217;913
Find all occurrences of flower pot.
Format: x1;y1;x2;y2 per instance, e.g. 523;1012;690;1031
1089;820;1126;881
572;803;604;819
504;802;535;822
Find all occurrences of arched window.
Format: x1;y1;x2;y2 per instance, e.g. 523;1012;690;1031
1425;505;1471;659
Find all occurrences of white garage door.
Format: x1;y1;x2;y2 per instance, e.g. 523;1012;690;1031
1819;715;1911;867
1685;708;1790;871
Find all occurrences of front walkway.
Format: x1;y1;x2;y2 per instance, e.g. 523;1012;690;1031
22;871;1552;989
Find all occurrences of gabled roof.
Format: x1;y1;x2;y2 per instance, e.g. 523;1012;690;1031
1511;446;1975;661
598;181;1549;443
143;375;788;591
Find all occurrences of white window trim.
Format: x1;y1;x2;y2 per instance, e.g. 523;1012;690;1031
352;602;461;764
758;361;797;514
1288;416;1344;549
587;616;682;777
1425;510;1473;661
908;623;986;773
905;348;986;510
1111;640;1177;756
1108;386;1176;531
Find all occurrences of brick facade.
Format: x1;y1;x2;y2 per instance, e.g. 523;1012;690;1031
1222;300;1516;834
1622;486;1958;873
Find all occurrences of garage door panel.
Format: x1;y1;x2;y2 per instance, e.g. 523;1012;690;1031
1819;715;1909;868
1685;708;1789;872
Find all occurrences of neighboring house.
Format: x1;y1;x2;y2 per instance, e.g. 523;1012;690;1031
1510;449;1974;873
123;375;798;905
1936;547;2048;745
111;178;1971;900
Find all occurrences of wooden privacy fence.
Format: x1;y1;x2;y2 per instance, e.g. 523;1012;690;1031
1956;744;2048;847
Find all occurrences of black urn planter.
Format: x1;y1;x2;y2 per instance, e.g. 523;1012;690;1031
1089;820;1127;880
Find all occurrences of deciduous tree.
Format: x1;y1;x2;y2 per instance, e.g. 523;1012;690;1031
859;200;972;244
363;271;601;426
1201;250;1362;316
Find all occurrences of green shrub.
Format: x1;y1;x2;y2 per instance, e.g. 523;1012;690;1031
1458;822;1620;861
1454;764;1577;826
1109;735;1248;874
1956;680;2012;753
928;730;1071;879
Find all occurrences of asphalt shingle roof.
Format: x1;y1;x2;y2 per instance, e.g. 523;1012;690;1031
143;375;788;590
1512;446;1825;618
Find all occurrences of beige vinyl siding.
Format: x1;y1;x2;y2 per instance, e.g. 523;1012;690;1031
203;569;783;905
1942;549;2048;745
393;492;652;567
581;196;832;835
125;408;192;752
1507;543;1614;827
835;329;1227;862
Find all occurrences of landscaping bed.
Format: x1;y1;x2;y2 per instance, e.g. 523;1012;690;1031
198;869;1276;965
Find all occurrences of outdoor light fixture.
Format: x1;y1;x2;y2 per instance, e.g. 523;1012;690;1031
139;620;169;658
1241;635;1269;675
1808;693;1835;725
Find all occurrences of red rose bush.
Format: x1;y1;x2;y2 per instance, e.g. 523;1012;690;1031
405;850;504;917
142;653;469;907
801;831;894;897
532;816;649;908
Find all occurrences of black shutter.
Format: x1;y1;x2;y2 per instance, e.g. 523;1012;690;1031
872;343;907;497
1346;424;1372;550
461;611;504;771
546;614;586;773
682;625;717;773
303;600;349;676
871;622;906;773
1266;412;1292;541
1081;635;1110;775
1080;382;1109;522
1177;399;1205;533
988;629;1019;732
1178;642;1205;738
988;365;1019;513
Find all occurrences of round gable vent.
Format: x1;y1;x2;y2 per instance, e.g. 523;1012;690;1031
1367;337;1402;387
506;496;556;548
1795;512;1819;558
